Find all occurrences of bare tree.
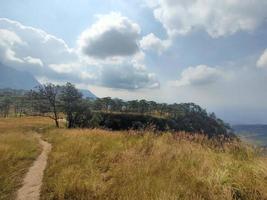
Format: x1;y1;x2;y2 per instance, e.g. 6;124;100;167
30;84;61;128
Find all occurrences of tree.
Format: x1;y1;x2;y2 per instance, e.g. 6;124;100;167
14;96;28;117
60;82;83;128
89;113;103;128
93;98;104;110
0;97;12;117
127;100;138;113
71;100;92;128
138;99;148;114
148;101;157;114
31;84;61;127
102;97;113;112
157;103;168;116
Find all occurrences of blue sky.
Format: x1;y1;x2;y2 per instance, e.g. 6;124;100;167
1;0;267;124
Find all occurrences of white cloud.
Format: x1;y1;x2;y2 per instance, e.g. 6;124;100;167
257;49;267;69
147;0;267;38
48;63;80;74
0;29;24;63
0;18;77;70
140;33;170;54
171;65;225;87
78;12;141;59
0;29;23;46
24;56;43;67
0;17;159;90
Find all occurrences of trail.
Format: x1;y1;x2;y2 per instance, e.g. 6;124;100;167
16;134;51;200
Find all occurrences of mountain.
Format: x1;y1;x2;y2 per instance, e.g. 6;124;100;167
0;63;97;98
79;89;97;99
0;63;40;90
232;124;267;147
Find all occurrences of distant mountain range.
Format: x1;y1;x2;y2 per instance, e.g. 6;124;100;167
232;124;267;147
0;63;97;99
0;63;40;90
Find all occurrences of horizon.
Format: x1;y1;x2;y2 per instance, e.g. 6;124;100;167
1;0;267;124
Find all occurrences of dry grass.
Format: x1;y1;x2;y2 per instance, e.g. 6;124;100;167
41;128;267;200
1;117;266;200
0;117;53;200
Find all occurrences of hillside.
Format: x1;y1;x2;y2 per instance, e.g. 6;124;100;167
0;65;96;99
0;64;40;90
1;117;267;200
233;124;267;147
42;128;267;200
78;89;97;99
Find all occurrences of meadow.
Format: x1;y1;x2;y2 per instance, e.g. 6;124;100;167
1;117;267;200
0;117;52;200
41;129;267;199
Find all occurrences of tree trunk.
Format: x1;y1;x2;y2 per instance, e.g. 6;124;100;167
55;118;59;128
53;105;59;128
67;113;73;128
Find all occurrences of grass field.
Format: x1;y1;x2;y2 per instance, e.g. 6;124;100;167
41;129;267;200
0;117;52;200
1;117;267;200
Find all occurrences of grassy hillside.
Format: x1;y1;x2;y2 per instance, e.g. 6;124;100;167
0;117;267;200
0;117;52;200
41;128;267;200
233;125;267;147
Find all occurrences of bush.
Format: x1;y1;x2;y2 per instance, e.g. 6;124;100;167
77;112;234;139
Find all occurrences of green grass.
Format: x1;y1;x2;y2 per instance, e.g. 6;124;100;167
41;129;267;200
0;117;52;200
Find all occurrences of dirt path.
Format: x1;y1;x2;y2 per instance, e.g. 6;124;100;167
16;135;51;200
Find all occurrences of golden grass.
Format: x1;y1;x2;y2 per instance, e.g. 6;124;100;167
0;117;53;200
41;128;267;200
1;117;266;200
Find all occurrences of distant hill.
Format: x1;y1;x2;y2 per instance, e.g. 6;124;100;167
0;63;97;99
79;89;97;99
232;124;267;147
0;63;40;90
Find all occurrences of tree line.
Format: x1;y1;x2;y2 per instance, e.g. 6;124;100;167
0;83;233;138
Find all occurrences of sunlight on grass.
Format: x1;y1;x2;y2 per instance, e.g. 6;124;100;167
1;117;266;200
0;117;52;200
41;129;267;200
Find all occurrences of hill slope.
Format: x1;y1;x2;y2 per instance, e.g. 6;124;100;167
41;127;267;200
0;63;40;90
79;89;97;99
0;64;97;98
233;124;267;147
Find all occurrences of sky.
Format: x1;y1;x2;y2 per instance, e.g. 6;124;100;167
0;0;267;124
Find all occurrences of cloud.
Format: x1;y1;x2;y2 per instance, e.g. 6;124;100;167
147;0;267;38
98;62;160;89
140;33;170;54
0;18;77;70
0;17;159;90
0;29;24;63
0;29;23;45
257;49;267;69
78;12;141;59
171;65;225;87
24;56;44;67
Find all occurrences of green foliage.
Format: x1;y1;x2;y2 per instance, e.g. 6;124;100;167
0;96;12;117
89;113;103;128
60;82;83;128
0;83;232;138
